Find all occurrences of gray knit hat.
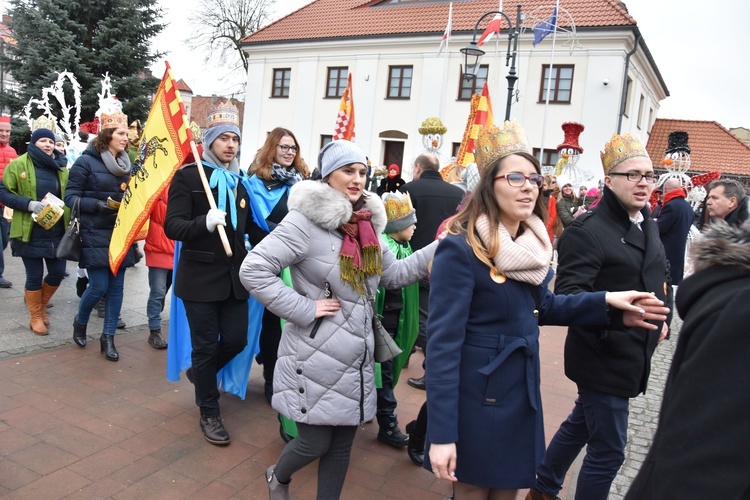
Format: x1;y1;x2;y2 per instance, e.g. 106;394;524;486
203;123;241;149
382;192;417;233
318;140;367;179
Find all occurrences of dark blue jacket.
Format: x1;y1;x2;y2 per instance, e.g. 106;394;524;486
64;145;135;270
655;192;694;284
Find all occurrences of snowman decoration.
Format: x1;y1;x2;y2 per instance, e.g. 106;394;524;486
554;122;591;187
658;131;694;192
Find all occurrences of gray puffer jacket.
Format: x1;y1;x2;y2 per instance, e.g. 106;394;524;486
240;180;436;426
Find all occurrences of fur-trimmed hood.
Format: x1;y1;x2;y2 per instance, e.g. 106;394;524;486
691;221;750;273
288;180;387;234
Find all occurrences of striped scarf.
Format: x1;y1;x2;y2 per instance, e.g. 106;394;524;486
338;209;382;295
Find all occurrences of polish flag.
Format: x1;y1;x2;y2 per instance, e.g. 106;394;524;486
437;2;453;55
477;13;504;47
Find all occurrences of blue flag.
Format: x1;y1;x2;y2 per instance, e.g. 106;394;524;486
533;8;558;46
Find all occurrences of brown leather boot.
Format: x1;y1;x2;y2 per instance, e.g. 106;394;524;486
40;282;59;326
25;289;48;335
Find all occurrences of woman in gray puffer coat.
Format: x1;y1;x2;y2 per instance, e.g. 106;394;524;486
240;140;438;499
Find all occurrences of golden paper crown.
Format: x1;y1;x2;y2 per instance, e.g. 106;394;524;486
600;134;650;174
206;100;240;128
100;111;128;130
31;116;56;132
382;192;415;223
474;120;531;172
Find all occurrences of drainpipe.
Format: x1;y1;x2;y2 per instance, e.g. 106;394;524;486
617;32;641;134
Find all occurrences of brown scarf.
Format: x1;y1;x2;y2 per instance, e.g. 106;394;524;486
338;209;382;295
475;214;552;285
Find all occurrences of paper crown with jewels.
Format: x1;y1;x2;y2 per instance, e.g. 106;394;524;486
382;191;417;233
206;100;240;128
99;98;128;130
600;134;650;174
665;131;690;155
31;115;56;132
474;120;532;172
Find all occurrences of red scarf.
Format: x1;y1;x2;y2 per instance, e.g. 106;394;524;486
338;209;382;295
663;188;686;205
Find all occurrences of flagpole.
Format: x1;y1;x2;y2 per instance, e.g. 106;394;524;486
538;1;560;168
438;2;452;120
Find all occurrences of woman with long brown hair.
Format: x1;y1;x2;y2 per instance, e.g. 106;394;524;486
246;127;309;403
425;122;668;499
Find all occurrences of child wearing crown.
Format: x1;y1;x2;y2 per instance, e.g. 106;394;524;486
374;191;419;449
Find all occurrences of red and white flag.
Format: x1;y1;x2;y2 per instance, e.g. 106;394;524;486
437;2;453;55
477;13;504;47
333;73;355;141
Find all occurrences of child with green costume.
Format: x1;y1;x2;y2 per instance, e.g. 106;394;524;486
375;191;419;447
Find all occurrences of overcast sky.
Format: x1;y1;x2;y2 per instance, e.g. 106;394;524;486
151;0;748;129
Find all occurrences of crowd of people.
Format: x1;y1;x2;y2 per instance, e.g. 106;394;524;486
1;105;749;500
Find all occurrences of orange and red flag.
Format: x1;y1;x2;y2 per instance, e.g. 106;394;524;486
333;73;355;141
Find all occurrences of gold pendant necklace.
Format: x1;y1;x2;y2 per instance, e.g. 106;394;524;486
490;267;506;284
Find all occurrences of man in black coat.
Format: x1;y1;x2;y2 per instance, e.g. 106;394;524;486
165;111;253;446
626;221;750;499
655;178;694;284
400;152;463;384
530;135;672;500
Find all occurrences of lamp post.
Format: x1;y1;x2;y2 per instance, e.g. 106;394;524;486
460;4;522;121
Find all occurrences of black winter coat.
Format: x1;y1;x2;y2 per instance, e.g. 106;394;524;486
400;170;464;251
555;186;671;398
65;145;135;270
164;163;253;302
626;223;750;499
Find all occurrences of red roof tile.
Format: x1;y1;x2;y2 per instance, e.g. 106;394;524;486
176;79;193;94
243;0;637;44
647;119;750;177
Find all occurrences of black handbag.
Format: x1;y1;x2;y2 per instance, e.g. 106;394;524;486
365;282;403;363
55;199;81;261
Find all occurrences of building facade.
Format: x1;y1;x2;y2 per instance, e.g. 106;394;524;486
240;0;668;182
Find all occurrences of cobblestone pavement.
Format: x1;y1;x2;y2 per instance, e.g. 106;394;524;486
607;313;683;499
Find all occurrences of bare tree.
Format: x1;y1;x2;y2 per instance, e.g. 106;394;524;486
188;0;273;74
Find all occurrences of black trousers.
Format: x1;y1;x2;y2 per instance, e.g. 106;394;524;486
258;307;283;382
183;297;248;418
376;309;400;418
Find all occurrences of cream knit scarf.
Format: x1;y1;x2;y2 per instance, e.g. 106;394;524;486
475;214;552;285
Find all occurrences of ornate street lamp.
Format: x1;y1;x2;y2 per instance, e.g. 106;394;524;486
460;4;522;121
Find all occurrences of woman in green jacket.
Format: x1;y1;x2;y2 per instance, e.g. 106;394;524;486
0;128;70;335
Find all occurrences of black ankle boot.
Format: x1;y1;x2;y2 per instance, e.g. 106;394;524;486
73;319;87;347
406;420;425;466
377;414;409;448
148;329;168;349
100;335;119;361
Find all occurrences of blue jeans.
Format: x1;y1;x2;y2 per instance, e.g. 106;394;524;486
147;267;172;330
0;217;9;277
21;257;67;290
77;267;126;335
535;385;629;500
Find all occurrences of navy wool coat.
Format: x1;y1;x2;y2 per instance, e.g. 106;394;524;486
425;233;610;489
64;145;135;270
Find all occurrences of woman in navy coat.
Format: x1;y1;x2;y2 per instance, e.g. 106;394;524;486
65;111;136;361
425;122;668;499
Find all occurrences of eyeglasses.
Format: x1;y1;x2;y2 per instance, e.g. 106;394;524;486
494;173;545;188
277;144;298;154
608;172;658;184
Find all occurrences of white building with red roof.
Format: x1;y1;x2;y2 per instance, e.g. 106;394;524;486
240;0;668;180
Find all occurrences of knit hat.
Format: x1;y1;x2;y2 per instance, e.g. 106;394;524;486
382;191;417;233
318;140;367;178
54;134;64;143
203;100;241;149
30;128;56;144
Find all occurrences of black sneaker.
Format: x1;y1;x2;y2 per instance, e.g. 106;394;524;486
0;277;13;288
200;416;230;446
377;417;409;448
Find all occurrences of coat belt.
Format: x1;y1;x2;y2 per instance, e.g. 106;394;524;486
466;333;538;410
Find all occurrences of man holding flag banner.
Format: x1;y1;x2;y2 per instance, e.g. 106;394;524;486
164;97;261;447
